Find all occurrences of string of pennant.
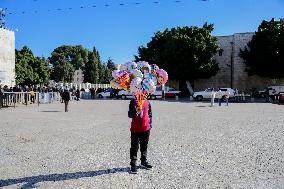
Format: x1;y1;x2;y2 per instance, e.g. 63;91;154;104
2;0;209;15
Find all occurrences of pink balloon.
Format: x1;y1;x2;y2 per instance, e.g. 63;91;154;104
156;69;168;85
112;70;120;79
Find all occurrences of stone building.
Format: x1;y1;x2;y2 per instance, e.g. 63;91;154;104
194;32;284;92
73;69;84;84
0;28;15;87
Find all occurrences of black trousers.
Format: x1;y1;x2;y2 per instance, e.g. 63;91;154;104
64;100;69;112
130;130;150;166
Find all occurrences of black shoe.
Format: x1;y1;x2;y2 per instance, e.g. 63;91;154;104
130;166;138;174
141;162;152;169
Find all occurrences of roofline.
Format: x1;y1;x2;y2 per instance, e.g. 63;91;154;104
215;32;255;38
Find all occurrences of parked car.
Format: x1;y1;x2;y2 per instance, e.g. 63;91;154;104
193;88;214;101
193;88;235;101
252;89;266;98
117;89;162;100
219;88;235;98
98;88;118;98
164;86;181;98
117;90;134;99
278;92;284;103
116;85;180;100
268;86;284;96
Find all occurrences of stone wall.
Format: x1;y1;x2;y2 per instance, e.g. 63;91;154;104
232;33;254;91
0;28;15;87
194;35;234;91
194;32;284;93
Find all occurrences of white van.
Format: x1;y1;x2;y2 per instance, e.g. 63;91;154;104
268;86;284;96
193;88;235;101
117;90;162;100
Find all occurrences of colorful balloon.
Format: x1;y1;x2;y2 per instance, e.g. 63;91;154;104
117;71;130;90
137;61;151;74
126;61;137;71
150;64;159;72
112;70;120;79
143;78;156;94
156;69;168;86
111;61;168;101
130;77;142;94
130;69;143;79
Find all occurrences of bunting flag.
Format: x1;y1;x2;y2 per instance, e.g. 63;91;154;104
2;0;210;15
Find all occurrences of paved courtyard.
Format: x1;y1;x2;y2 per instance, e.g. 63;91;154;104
0;100;284;189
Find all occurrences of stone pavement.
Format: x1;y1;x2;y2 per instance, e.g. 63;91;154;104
0;100;284;188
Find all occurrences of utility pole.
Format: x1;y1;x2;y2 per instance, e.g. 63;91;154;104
230;40;234;89
0;8;7;29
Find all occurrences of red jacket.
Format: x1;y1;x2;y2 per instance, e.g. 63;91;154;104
128;99;152;132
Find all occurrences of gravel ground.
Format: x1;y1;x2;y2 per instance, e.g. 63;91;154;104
0;100;284;189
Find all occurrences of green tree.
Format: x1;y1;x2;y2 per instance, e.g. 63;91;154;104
0;8;6;29
240;18;284;78
84;51;99;83
15;46;49;85
49;45;89;81
50;58;74;82
136;24;221;87
93;47;104;83
106;58;116;70
105;58;116;82
101;64;108;83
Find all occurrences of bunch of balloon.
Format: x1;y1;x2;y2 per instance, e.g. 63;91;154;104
111;61;168;117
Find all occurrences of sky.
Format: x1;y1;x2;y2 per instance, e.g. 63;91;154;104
1;0;284;64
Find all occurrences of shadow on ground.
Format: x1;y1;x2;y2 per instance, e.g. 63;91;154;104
40;110;62;112
0;167;130;189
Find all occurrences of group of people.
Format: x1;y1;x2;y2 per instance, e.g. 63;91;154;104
210;89;231;107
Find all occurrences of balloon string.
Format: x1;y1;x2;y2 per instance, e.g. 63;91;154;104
134;91;149;117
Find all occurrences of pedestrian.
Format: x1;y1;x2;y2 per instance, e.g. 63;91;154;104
23;85;29;105
30;89;35;104
272;88;276;103
62;88;70;112
75;89;80;101
90;88;95;99
217;89;223;106
0;85;3;108
59;88;64;103
224;90;230;106
265;88;269;102
128;99;153;174
211;90;216;107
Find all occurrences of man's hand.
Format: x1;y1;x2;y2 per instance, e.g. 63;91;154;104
136;106;142;114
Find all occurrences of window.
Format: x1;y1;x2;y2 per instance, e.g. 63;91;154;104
205;88;213;92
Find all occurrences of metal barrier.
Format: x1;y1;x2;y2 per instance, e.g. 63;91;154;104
0;92;40;108
0;92;63;108
234;94;251;103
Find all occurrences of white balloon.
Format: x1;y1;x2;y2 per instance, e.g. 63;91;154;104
151;76;157;85
143;78;156;94
126;61;137;71
130;69;143;79
137;61;151;73
112;70;120;79
130;77;142;94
